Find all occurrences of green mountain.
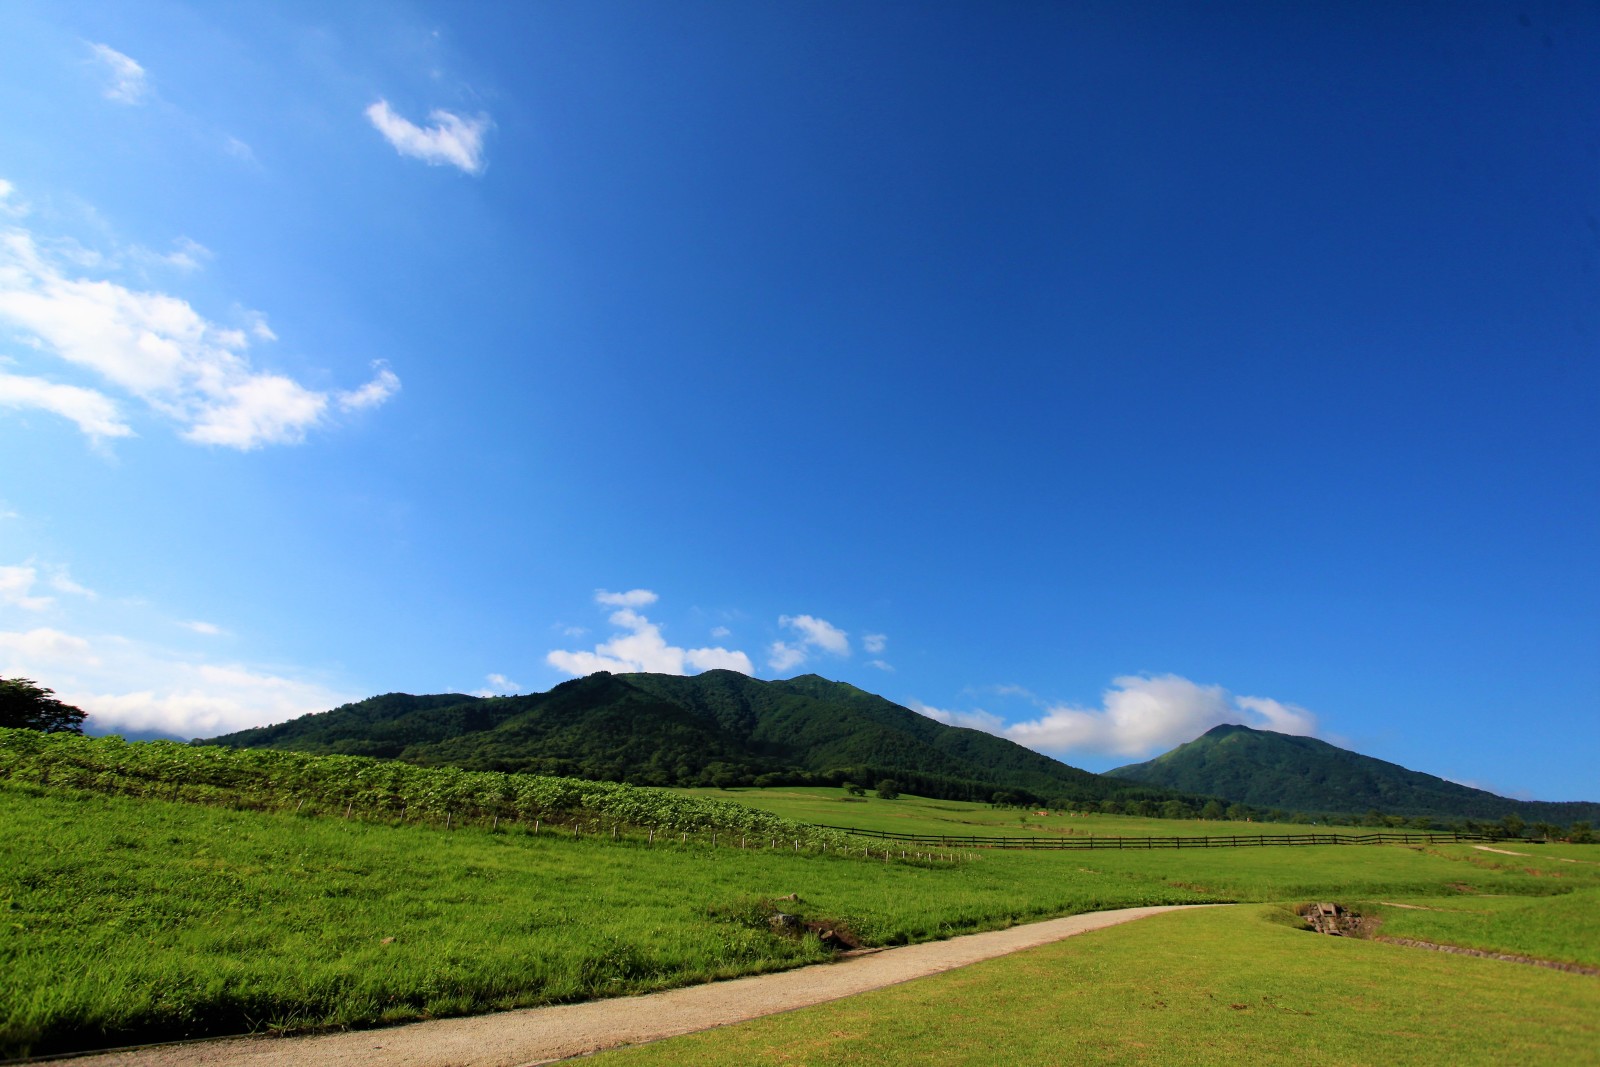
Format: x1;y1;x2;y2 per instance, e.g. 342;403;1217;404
1107;723;1600;823
198;670;1176;807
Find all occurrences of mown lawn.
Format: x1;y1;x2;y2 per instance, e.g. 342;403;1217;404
1359;888;1600;967
592;903;1600;1067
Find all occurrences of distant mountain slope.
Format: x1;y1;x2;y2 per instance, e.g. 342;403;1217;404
1107;723;1600;823
200;670;1173;806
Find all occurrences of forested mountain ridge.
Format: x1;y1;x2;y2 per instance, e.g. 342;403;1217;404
199;670;1175;807
1107;723;1600;823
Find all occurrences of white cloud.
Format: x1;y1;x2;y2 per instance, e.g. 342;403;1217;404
767;613;850;673
47;569;94;598
0;198;399;449
0;372;133;441
180;620;224;636
475;672;521;697
862;633;887;654
1235;695;1318;736
0;559;353;737
365;100;490;175
710;625;731;639
766;641;807;673
548;598;753;678
596;588;658;608
242;310;276;342
88;43;149;105
909;700;1005;733
337;363;400;411
0;566;53;611
0;626;95;663
131;237;211;274
181;373;330;448
0;180;27;218
999;674;1321;760
868;659;894;672
71;662;348;738
223;137;257;164
781;614;850;655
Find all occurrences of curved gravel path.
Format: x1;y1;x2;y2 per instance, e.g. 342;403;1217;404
67;904;1218;1067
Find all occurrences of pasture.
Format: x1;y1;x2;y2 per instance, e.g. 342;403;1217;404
3;748;1597;1061
590;902;1600;1066
679;785;1340;839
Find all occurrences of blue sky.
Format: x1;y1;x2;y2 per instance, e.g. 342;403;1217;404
1;2;1595;801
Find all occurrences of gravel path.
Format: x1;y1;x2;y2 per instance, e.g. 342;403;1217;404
66;904;1216;1067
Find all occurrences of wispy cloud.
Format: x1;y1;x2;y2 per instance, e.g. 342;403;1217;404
908;699;1004;733
0;563;94;611
0;558;353;737
767;613;850;673
914;673;1322;760
179;620;224;636
596;588;658;609
0;373;132;443
88;43;149;105
223;137;257;164
336;364;401;412
0;565;54;611
0;184;399;449
767;641;807;672
475;672;521;697
548;591;753;677
365;100;490;175
131;237;211;274
0;626;94;662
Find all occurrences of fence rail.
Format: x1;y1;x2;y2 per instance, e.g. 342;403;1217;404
810;826;1490;850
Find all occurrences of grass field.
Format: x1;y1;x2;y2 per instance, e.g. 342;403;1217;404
6;768;1598;1061
1359;888;1600;967
679;786;1361;838
589;903;1600;1066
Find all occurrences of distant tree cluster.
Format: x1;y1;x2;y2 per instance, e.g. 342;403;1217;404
0;677;86;734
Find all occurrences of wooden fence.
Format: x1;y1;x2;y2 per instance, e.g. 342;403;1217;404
811;826;1490;850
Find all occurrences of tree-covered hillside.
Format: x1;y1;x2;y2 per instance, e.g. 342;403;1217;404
1107;723;1600;823
201;671;1178;808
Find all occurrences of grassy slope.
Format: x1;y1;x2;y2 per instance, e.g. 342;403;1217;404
1361;889;1600;967
680;786;1347;838
6;780;1599;1058
592;904;1600;1067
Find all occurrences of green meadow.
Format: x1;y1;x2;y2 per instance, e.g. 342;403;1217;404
681;785;1409;839
1360;889;1600;968
4;754;1598;1061
591;903;1600;1067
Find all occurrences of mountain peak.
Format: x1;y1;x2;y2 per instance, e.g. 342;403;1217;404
1201;722;1257;738
1111;720;1598;820
199;670;1134;804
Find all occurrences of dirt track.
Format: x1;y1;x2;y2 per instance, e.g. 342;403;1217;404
67;904;1215;1067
